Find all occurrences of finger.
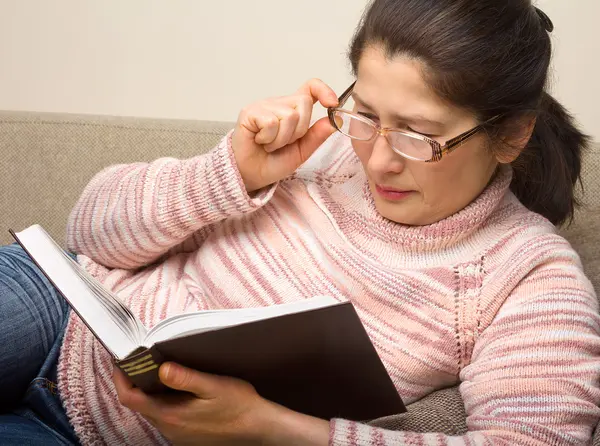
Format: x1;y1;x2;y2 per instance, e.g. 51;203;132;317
113;364;135;392
250;111;280;146
291;95;313;144
296;78;338;108
270;95;313;145
159;362;221;399
113;365;160;416
263;105;300;152
295;117;337;164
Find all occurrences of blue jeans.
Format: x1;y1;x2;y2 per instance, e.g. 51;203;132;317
0;244;79;445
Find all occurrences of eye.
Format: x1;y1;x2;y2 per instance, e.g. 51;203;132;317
407;126;437;138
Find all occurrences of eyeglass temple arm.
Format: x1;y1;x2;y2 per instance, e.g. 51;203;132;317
329;82;356;110
327;82;356;124
338;82;356;106
442;115;502;153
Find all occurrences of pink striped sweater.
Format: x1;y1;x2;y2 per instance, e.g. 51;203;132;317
59;132;600;445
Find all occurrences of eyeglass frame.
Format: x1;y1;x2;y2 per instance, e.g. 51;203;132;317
327;82;502;162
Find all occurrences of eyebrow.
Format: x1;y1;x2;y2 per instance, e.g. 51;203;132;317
351;92;445;128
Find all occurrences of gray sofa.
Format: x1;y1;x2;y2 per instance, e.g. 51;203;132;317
1;110;598;442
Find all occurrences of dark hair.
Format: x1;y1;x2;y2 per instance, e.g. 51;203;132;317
349;0;589;225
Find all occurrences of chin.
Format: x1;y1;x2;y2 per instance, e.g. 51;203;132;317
373;199;417;225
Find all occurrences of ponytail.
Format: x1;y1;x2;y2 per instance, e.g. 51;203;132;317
509;93;589;226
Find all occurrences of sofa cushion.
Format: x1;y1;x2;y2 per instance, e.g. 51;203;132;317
560;142;600;294
370;386;467;435
0;111;233;247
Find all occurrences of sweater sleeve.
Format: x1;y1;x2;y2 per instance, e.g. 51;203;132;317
66;132;276;269
330;250;600;445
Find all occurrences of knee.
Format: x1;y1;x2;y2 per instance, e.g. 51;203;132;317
0;243;28;260
0;243;69;317
0;243;36;276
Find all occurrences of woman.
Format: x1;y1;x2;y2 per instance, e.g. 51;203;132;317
1;0;599;444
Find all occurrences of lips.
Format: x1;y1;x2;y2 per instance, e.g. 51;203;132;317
377;185;411;193
375;184;414;201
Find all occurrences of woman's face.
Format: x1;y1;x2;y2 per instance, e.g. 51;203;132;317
352;46;500;226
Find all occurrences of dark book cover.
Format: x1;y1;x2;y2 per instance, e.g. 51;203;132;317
117;302;406;421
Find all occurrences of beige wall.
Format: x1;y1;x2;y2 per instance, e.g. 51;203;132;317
0;0;597;140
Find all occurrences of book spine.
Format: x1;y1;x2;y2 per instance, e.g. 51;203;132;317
116;346;166;393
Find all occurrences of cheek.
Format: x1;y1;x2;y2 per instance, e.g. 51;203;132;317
351;140;372;166
417;142;497;208
410;164;452;203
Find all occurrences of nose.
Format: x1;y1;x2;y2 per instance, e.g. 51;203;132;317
367;134;406;175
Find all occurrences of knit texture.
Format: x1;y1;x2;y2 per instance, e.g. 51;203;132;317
58;132;600;445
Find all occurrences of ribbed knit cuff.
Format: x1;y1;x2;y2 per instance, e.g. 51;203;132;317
330;419;358;446
330;419;401;446
184;131;277;224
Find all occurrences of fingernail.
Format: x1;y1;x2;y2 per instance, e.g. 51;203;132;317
162;363;172;381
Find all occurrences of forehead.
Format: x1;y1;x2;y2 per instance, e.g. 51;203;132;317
354;46;456;120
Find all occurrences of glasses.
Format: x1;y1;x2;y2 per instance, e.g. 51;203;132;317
327;82;501;162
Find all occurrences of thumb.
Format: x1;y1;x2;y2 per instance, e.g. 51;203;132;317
159;362;217;398
296;116;336;163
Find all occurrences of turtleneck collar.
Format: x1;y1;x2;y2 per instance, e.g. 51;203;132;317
307;162;513;260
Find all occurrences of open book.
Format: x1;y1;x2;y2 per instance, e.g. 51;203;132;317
11;224;405;421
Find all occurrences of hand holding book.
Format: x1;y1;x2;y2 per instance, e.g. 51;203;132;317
113;361;331;445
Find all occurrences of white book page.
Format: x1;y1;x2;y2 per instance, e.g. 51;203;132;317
13;225;142;359
144;296;340;346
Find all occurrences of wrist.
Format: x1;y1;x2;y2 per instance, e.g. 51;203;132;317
252;399;330;446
